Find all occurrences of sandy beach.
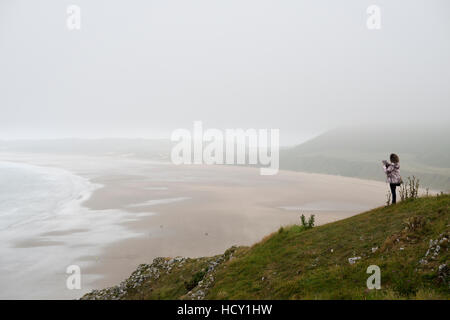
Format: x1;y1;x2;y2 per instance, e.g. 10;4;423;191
79;162;388;292
0;153;388;298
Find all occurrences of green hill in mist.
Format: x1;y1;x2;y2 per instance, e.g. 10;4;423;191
280;125;450;191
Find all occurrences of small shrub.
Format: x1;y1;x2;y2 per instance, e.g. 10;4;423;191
381;216;427;252
403;216;426;232
386;190;391;206
408;176;420;199
224;246;238;258
300;214;315;229
380;233;399;252
399;176;420;201
300;214;307;227
184;269;207;291
307;214;315;228
399;183;407;201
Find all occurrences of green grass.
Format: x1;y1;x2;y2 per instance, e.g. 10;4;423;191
101;195;450;300
207;195;449;299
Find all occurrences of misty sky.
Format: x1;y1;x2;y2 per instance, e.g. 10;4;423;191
1;0;449;145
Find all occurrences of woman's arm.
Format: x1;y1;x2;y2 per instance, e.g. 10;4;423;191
383;161;394;173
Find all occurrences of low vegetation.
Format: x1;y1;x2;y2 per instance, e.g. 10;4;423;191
82;194;449;300
399;176;421;201
300;214;315;229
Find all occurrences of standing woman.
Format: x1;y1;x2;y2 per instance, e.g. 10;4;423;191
383;153;402;204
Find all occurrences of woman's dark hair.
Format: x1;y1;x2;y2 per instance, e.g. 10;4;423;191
390;153;400;163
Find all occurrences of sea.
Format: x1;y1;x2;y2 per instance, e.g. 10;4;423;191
0;161;133;299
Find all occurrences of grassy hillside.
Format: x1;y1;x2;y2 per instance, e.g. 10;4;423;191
280;126;450;192
82;195;449;300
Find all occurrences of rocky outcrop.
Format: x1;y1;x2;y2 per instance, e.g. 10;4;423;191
80;246;238;300
80;257;186;300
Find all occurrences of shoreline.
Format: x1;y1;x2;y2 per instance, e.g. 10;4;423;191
79;164;388;294
0;153;389;299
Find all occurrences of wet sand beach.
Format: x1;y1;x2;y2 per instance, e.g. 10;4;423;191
0;153;387;298
80;164;387;291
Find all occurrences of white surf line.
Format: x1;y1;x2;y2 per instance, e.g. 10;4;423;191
126;197;191;208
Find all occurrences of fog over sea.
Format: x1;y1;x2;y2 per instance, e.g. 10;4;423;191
0;161;136;299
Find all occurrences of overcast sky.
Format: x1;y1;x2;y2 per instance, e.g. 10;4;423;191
1;0;449;145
